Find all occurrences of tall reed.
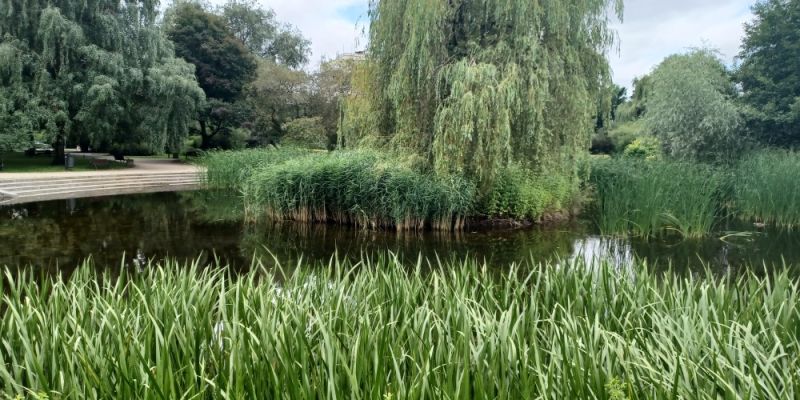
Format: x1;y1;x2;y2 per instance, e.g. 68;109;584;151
589;158;721;237
243;151;476;230
1;255;798;398
733;149;800;227
199;147;315;190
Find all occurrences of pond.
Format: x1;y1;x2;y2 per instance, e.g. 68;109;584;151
1;191;799;275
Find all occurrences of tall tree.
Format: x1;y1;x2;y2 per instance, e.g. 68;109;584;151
0;0;204;164
220;0;310;68
167;2;257;149
646;49;743;163
737;0;800;147
247;60;310;144
340;0;623;190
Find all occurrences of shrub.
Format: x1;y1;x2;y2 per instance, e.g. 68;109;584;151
482;165;578;221
607;119;649;153
281;117;328;149
623;136;661;160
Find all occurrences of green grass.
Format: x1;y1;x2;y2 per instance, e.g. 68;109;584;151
733;149;800;227
1;255;799;398
0;152;118;173
243;150;475;230
588;158;722;238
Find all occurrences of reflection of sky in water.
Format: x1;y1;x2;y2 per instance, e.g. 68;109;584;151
571;236;635;272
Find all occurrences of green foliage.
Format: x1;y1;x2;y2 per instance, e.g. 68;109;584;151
646;49;744;163
1;256;800;398
220;0;310;67
733;149;800;227
281;117;327;149
623;136;662;160
199;147;313;190
589;157;721;238
243;151;476;230
607;120;650;154
482;166;579;221
341;0;623;190
0;0;205;162
167;3;256;102
737;0;800;147
247;60;310;144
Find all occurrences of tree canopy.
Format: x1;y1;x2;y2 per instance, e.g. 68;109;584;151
221;0;310;68
0;0;204;162
340;0;623;190
646;49;743;163
737;0;800;147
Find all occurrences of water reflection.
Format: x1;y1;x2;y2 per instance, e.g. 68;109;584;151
0;191;798;275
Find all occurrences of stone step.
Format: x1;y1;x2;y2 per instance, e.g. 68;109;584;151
0;172;202;185
7;178;201;196
0;176;202;192
0;183;200;205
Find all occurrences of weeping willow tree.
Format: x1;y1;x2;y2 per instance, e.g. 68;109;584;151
0;0;204;164
341;0;623;190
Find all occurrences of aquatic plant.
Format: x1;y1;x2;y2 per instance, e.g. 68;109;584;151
588;158;721;237
243;151;475;230
199;147;315;190
733;150;800;227
0;255;798;398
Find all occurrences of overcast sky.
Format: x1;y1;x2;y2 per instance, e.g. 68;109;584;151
257;0;756;89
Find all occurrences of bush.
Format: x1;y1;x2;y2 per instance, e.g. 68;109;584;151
482;165;578;221
109;143;157;158
281;117;328;149
607;119;649;153
623;136;662;160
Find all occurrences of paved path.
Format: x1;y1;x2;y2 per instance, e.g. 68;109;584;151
0;159;206;205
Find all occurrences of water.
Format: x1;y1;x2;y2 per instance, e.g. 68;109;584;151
1;191;799;275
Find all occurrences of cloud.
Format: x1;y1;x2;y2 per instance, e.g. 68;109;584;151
255;0;369;66
250;0;754;86
609;0;754;89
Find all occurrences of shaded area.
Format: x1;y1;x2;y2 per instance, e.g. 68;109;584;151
1;192;799;275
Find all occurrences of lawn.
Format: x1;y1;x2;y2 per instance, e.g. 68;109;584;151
0;152;124;173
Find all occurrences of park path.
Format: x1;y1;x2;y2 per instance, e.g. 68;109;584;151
0;159;205;205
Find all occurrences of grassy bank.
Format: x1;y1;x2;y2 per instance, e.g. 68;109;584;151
1;255;798;398
588;158;722;238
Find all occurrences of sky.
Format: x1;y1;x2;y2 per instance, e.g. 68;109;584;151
257;0;756;89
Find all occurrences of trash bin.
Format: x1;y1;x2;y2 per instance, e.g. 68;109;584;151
65;153;75;170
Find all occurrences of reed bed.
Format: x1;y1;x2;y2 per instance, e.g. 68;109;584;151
589;158;722;238
1;255;799;398
733;150;800;227
200;147;314;190
243;151;476;230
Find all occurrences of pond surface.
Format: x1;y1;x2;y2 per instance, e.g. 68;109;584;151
1;191;799;275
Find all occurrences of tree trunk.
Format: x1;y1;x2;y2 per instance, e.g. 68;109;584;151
52;134;66;166
199;119;213;149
